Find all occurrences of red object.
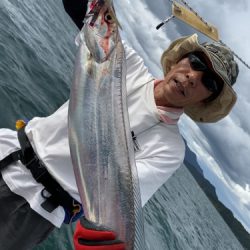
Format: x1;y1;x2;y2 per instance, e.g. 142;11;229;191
74;220;126;250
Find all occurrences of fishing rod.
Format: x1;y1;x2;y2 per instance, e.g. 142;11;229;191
156;0;250;70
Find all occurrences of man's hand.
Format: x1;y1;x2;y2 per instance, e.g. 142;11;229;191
62;0;88;30
74;217;126;250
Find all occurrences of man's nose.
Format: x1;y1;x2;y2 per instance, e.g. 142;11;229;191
183;72;199;88
180;75;196;88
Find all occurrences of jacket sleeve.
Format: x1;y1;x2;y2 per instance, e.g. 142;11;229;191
123;42;154;96
62;0;88;29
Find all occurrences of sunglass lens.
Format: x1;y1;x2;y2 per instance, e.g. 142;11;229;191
202;76;218;93
188;54;218;93
188;54;207;71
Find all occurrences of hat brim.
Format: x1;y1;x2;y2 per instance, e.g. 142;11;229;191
161;34;237;123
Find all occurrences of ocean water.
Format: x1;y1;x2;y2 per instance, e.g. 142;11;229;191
0;1;244;249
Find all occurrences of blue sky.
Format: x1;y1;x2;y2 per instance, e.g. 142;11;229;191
114;0;250;232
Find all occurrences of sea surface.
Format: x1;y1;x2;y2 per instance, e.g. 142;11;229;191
0;0;244;249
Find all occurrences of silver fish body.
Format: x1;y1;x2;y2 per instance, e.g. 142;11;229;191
68;1;145;249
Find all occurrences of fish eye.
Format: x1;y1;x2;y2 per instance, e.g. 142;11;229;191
104;11;114;23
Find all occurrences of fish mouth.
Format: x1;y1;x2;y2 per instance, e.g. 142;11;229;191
173;79;186;97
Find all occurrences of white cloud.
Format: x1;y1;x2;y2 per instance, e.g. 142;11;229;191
115;0;171;77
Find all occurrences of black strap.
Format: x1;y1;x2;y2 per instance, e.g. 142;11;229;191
17;127;79;214
0;150;21;172
0;126;82;222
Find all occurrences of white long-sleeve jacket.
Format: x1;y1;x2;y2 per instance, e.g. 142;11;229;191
0;43;185;227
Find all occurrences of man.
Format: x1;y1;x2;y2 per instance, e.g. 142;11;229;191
0;1;239;250
73;38;239;250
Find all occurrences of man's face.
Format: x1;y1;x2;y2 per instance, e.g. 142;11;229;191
155;57;214;108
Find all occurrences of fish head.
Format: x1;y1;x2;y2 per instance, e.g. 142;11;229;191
84;0;120;63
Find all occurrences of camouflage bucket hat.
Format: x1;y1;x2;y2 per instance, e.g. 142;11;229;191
161;34;239;123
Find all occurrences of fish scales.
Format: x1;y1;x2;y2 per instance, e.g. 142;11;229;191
68;1;145;249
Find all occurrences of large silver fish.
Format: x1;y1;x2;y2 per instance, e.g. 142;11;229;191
68;0;145;249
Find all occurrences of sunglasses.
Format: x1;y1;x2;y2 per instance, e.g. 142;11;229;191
187;53;219;93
